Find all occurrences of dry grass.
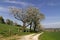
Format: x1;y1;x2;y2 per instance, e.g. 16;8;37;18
0;35;22;40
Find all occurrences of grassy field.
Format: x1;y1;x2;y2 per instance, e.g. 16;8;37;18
0;23;32;37
39;32;60;40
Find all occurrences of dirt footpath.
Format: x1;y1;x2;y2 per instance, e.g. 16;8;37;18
18;32;43;40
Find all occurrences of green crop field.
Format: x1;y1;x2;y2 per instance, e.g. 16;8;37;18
39;32;60;40
0;23;31;37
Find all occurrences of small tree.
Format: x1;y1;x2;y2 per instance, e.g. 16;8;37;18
10;20;13;25
0;16;5;24
6;19;13;25
14;22;17;26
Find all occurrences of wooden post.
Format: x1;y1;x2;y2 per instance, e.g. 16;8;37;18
9;28;11;36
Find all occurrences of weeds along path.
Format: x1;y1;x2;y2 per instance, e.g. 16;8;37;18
18;32;43;40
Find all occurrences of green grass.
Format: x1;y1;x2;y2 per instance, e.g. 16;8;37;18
0;23;32;37
39;32;60;40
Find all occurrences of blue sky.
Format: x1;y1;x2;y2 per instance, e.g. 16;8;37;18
0;0;60;28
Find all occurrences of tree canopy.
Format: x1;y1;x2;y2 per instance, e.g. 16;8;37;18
9;6;45;32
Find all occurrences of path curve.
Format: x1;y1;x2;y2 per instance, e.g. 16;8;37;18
18;32;43;40
32;32;43;40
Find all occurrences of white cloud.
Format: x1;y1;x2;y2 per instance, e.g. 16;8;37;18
48;3;58;6
43;22;60;25
4;0;34;7
0;6;8;12
46;16;60;19
42;22;60;28
47;2;60;6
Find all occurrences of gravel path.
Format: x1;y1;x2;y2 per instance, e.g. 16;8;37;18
18;32;43;40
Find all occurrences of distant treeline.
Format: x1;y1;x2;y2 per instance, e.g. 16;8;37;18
0;16;21;27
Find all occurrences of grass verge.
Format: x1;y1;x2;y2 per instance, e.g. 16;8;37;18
39;32;60;40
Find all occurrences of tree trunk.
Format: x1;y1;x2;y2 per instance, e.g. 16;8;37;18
23;22;26;32
29;21;33;32
30;23;32;32
34;22;36;32
30;25;31;32
34;26;36;32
